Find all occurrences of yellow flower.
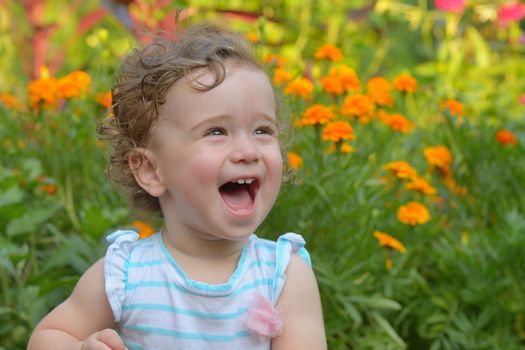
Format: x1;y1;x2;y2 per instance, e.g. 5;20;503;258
287;151;303;170
322;121;355;142
424;145;452;176
342;94;375;123
367;77;394;107
397;202;431;226
284;78;313;99
373;231;407;253
314;44;343;62
132;220;156;239
393;73;417;93
383;161;418;180
273;68;293;86
405;176;437;195
300;104;334;126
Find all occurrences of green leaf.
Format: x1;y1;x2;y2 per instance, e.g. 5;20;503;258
6;205;60;237
0;187;23;207
370;311;406;348
349;295;402;310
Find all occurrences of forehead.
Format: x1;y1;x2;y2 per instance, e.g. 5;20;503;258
159;62;276;123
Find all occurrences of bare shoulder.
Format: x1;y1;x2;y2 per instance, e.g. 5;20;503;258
272;254;327;350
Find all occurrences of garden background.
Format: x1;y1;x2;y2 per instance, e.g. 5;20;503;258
1;0;525;348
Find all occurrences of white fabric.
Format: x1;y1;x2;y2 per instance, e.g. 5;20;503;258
104;230;310;350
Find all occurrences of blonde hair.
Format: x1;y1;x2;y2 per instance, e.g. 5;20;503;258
98;23;275;216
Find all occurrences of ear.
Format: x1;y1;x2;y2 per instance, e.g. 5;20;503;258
129;148;166;197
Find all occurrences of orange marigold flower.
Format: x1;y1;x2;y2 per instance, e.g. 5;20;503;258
496;129;518;146
300;104;334;126
340;142;354;154
287;151;303;170
28;76;58;109
263;53;287;67
246;32;259;43
385;258;393;270
424;145;452;176
38;184;58;195
383;161;418;179
405;176;437;195
367;77;394;107
336;65;360;91
56;71;91;99
443;176;468;195
273;68;293;86
314;44;343;62
397;202;431;226
342;94;375;123
321;75;345;96
284;78;313;99
322;121;354;142
381;112;414;133
373;231;407;253
0;92;25;111
132;220;156;239
96;91;112;109
393;73;417;93
441;98;464;117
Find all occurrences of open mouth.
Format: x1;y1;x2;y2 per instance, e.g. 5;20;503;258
219;178;259;212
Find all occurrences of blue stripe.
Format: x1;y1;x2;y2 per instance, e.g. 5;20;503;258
124;325;251;342
127;259;164;268
125;278;272;296
124;341;147;350
272;239;286;302
247;260;275;269
127;259;269;270
159;235;250;293
255;242;276;252
123;303;248;319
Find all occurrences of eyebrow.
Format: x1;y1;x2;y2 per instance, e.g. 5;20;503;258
190;113;278;131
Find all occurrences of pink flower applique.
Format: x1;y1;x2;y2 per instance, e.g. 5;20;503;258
245;293;284;341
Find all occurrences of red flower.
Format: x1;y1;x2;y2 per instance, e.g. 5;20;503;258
434;0;466;13
498;2;525;23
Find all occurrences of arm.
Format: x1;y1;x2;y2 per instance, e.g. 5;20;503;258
27;258;126;350
271;254;327;350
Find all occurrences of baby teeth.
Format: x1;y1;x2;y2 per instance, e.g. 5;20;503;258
233;178;254;184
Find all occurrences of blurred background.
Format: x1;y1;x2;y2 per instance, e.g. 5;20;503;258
1;0;525;348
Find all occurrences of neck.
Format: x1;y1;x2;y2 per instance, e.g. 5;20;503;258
161;225;248;261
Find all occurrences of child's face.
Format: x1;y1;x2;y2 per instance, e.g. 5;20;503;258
147;63;283;241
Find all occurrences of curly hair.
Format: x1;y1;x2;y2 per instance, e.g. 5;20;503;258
97;23;281;216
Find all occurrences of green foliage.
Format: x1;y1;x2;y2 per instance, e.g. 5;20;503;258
1;0;525;349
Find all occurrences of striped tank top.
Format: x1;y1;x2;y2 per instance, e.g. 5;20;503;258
104;230;311;350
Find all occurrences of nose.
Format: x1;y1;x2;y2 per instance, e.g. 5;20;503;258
229;134;260;164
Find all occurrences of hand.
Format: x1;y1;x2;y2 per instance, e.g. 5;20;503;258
81;329;127;350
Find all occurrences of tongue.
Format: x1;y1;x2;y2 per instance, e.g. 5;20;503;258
220;184;253;210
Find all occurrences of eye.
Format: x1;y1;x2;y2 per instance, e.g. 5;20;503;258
205;127;226;136
254;125;277;136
